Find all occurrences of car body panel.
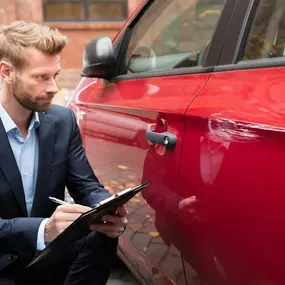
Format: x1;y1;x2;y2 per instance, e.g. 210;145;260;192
83;72;211;285
179;67;285;285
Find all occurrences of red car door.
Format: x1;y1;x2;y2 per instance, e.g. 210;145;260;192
81;0;231;284
178;1;285;285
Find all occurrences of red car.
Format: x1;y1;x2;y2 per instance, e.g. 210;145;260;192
67;0;285;284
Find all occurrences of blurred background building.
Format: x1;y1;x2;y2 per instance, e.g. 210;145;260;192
0;0;143;95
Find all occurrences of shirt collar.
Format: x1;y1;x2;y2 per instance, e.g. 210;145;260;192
0;104;40;133
29;111;40;131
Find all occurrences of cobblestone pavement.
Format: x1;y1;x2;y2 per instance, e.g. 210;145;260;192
107;259;141;285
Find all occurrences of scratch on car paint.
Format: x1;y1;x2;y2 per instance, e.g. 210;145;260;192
208;115;285;142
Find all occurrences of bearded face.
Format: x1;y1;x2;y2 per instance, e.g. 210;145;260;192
12;74;55;112
9;48;61;113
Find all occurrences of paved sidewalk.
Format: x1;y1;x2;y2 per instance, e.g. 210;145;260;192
107;259;141;285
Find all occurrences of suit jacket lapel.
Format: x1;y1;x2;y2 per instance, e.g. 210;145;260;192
0;119;28;216
31;113;55;216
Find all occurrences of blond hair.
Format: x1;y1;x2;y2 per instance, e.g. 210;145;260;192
0;21;67;69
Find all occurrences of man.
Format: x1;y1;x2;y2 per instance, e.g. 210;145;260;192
0;21;127;285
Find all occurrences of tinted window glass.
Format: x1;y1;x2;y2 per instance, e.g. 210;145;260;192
243;0;285;61
125;0;226;74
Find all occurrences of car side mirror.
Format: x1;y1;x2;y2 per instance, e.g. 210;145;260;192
82;36;116;79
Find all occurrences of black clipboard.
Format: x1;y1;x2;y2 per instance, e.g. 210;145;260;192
27;182;149;267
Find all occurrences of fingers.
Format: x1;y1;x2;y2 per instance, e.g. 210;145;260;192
101;206;128;226
56;204;91;214
46;204;92;243
102;214;127;226
116;206;128;217
89;206;128;238
53;211;83;222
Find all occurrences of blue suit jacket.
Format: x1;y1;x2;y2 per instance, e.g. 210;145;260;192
0;104;111;271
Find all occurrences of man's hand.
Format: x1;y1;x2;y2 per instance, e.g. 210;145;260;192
90;206;128;238
45;204;91;243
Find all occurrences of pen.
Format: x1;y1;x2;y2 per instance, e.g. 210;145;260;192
49;196;70;205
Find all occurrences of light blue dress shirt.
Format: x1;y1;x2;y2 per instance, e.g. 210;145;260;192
0;104;47;250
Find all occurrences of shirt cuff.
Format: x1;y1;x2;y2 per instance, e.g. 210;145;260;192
37;218;49;251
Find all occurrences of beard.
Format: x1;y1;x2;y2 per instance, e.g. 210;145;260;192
12;77;54;112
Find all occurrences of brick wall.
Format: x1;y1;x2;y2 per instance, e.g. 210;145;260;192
0;0;16;25
15;0;43;22
1;0;144;88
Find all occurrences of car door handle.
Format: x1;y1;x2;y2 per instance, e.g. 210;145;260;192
145;130;177;149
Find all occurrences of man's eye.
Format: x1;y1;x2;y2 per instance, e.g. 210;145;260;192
39;75;49;81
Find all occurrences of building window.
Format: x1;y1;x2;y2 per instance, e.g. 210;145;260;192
43;0;128;21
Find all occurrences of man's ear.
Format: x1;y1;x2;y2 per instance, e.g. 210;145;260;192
0;61;14;84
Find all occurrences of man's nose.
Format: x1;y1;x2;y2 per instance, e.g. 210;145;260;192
46;78;58;94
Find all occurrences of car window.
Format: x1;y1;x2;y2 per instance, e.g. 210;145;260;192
243;0;285;61
125;0;226;74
